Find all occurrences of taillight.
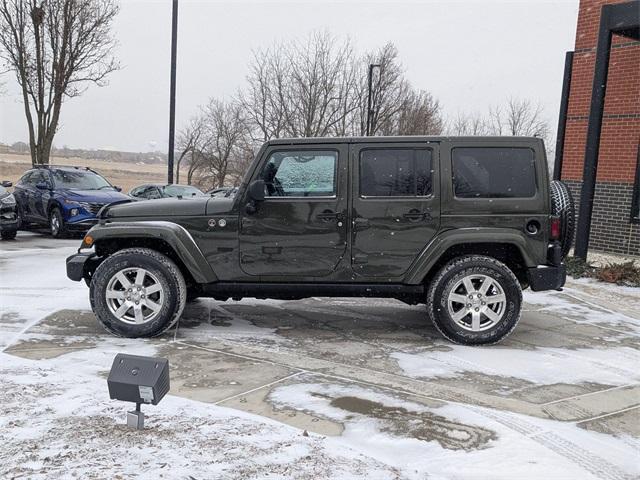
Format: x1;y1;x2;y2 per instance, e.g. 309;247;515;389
550;216;561;240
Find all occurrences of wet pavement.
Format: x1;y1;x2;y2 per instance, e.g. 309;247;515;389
2;232;639;479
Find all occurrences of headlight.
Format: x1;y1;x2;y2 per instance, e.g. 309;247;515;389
0;194;16;206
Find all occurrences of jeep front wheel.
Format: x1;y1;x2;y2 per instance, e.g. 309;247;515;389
90;248;186;337
427;255;522;345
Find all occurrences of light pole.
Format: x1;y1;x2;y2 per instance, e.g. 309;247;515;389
366;63;380;136
167;0;179;184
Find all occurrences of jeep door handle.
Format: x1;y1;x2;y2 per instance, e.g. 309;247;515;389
403;210;431;222
353;217;370;230
316;210;343;222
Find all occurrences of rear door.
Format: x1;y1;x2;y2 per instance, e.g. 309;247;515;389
351;142;440;278
238;145;348;277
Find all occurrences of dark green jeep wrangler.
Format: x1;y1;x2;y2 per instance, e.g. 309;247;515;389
67;136;574;345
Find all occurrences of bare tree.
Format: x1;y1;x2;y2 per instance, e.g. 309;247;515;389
361;43;411;136
175;115;204;184
390;89;443;136
242;32;360;140
449;112;492;136
448;97;550;140
0;0;119;165
197;99;248;189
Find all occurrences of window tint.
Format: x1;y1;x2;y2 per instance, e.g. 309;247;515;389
163;185;204;197
31;170;49;187
260;150;337;197
452;147;536;198
360;149;432;197
19;171;35;185
52;170;112;190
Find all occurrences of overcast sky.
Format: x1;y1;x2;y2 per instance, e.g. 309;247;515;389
0;0;579;153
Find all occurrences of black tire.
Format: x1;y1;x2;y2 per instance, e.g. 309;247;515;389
427;255;522;345
49;207;67;238
1;229;17;240
90;248;186;338
550;180;575;258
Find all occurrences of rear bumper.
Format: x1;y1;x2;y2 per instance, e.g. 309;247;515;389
66;252;99;282
527;264;566;292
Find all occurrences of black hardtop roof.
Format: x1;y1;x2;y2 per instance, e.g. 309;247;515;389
266;135;543;146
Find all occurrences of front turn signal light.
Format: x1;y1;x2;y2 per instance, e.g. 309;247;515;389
83;235;94;247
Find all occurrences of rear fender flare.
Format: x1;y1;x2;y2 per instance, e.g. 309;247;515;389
404;228;537;285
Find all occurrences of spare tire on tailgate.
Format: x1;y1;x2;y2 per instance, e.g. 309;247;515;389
550;180;575;258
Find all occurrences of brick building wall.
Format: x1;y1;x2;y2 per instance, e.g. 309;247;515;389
560;0;640;256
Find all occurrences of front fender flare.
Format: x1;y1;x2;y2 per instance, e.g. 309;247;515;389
404;228;537;285
85;221;217;284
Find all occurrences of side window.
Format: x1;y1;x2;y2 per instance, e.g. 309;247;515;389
452;147;536;198
130;186;144;198
18;171;35;186
360;148;432;197
260;150;337;197
31;170;47;187
138;186;161;199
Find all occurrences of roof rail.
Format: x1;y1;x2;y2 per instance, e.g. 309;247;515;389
33;164;92;170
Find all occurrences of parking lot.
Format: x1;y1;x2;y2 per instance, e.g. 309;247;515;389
1;232;639;479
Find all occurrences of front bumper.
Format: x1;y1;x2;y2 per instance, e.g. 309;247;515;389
66;252;99;282
66;218;99;231
0;213;18;231
527;264;566;292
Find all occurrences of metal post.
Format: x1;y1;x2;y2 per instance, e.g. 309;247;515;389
366;64;380;136
574;9;612;260
553;51;574;181
167;0;179;185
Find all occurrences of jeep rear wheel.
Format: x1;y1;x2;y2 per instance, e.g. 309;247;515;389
90;248;186;337
427;255;522;345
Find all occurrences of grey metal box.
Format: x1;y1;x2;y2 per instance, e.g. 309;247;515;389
107;354;170;405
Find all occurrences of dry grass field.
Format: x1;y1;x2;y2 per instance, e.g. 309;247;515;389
0;153;190;193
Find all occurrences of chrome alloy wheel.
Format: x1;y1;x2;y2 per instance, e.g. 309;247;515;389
447;274;506;332
105;267;164;324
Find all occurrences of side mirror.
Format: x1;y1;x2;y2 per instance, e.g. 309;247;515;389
114;186;122;192
248;179;265;202
36;182;50;190
1;180;12;188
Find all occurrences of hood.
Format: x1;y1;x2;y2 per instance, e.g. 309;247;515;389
106;196;213;218
63;189;130;202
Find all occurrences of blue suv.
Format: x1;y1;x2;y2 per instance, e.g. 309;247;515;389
14;166;130;237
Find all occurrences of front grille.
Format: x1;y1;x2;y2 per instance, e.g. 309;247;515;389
79;202;105;215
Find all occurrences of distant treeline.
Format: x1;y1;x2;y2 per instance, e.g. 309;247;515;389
5;141;166;165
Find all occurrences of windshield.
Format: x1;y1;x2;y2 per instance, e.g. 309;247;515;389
0;186;6;196
52;170;113;190
162;185;204;197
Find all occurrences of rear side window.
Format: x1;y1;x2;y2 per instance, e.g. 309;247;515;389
452;147;536;198
360;149;432;197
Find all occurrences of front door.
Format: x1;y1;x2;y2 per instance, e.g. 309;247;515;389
351;143;440;278
239;145;348;277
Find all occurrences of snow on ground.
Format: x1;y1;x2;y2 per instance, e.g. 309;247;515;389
392;345;640;386
0;352;401;480
269;382;639;480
